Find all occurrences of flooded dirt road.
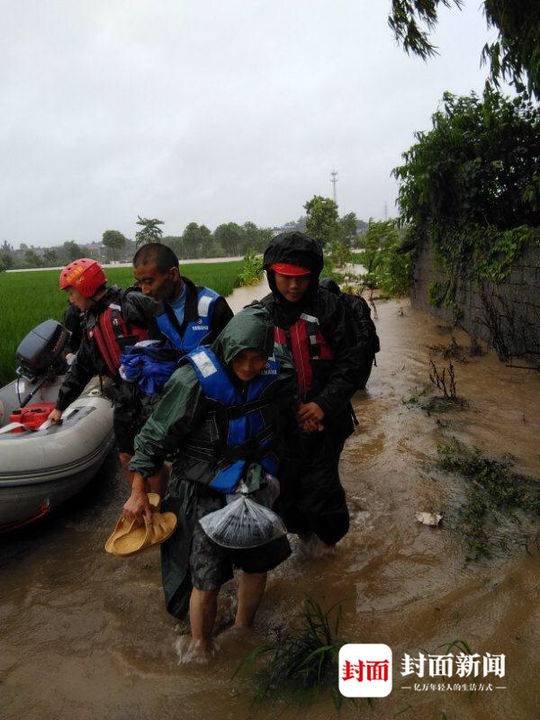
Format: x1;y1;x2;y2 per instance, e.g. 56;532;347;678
1;286;539;720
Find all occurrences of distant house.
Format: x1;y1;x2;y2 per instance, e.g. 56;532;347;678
83;243;105;261
271;218;307;237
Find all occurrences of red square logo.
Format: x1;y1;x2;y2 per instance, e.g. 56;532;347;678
339;643;393;697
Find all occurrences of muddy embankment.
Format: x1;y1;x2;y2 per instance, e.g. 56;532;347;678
1;282;538;720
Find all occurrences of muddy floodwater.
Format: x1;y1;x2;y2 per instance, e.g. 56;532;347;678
1;283;539;720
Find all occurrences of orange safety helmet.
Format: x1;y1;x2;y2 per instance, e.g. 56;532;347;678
59;258;107;298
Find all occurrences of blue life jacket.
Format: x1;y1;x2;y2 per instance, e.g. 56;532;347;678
186;347;281;493
156;287;219;353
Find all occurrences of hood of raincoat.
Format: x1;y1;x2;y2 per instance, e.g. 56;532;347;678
263;231;324;278
211;304;274;366
263;231;323;307
262;231;324;323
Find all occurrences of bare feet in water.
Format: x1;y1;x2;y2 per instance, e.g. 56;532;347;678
175;635;220;665
297;533;336;558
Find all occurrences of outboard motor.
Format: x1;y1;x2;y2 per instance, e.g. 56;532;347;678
15;320;69;407
16;320;69;381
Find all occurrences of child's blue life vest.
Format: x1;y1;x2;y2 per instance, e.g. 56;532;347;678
156;287;219;353
186;347;282;493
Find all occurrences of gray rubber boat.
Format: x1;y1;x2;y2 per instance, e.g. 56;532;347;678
0;373;115;531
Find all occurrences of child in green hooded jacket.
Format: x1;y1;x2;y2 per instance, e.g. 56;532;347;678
124;305;296;661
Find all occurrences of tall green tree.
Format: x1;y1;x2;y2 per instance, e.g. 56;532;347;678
0;241;14;270
135;216;164;246
214;222;243;256
43;248;58;266
181;222;214;258
198;224;214;257
339;212;359;247
241;221;259;253
162;236;183;258
241;221;272;253
102;229;126;260
389;0;540;98
63;240;83;261
304;196;340;247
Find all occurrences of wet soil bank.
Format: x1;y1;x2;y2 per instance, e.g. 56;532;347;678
1;291;538;720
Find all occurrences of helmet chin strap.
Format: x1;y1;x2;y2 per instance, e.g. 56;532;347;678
88;286;108;308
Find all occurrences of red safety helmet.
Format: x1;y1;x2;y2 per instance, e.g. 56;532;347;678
59;258;107;298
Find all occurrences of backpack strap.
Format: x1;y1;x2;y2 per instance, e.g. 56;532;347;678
89;303;148;377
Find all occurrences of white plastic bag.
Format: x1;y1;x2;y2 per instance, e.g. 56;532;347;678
199;474;286;549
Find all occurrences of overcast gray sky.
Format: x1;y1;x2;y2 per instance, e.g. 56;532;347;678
2;1;499;247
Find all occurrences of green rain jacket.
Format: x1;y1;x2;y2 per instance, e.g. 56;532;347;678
129;304;296;617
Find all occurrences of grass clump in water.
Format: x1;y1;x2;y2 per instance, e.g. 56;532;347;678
235;598;352;709
237;249;263;286
437;438;540;559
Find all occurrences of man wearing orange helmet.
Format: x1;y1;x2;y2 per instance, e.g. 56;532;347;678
49;258;160;471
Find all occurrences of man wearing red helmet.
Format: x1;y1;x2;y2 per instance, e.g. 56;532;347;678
49;258;160;471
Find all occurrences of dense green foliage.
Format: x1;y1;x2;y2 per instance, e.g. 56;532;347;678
302;195;412;294
178;222;214;258
0;261;243;384
0;239;95;270
4;212;368;269
389;0;540;98
237;249;263;286
353;219;412;296
0;241;14;270
163;221;273;260
303;195;375;285
63;240;84;262
393;88;540;305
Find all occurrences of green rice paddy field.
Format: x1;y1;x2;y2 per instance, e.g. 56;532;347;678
0;261;243;384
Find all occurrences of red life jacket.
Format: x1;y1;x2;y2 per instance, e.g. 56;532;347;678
274;312;333;397
87;302;148;377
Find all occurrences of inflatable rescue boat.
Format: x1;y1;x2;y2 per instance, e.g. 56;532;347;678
0;320;115;531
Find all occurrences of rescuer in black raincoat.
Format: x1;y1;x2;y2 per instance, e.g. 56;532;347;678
260;231;370;547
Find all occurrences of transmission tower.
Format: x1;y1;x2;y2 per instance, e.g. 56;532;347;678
330;170;338;205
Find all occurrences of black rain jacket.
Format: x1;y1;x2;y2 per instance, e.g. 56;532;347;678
55;286;160;411
261;232;368;432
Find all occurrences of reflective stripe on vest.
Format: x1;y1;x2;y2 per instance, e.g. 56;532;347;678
274;312;333;397
88;303;148;377
156;287;219;353
186;347;281;492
